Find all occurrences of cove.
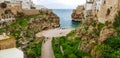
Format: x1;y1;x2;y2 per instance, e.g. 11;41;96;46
52;9;80;28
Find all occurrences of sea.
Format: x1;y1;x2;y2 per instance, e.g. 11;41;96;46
52;9;80;28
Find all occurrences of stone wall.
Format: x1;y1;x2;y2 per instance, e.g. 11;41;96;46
22;9;53;15
0;36;16;50
22;9;40;15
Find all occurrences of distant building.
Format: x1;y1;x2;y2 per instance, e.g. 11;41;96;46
0;0;33;9
0;0;4;3
84;0;94;19
93;0;103;12
85;0;94;11
34;5;47;9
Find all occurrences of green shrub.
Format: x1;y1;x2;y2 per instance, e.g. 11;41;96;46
98;23;105;31
111;50;120;58
52;33;91;58
56;54;64;58
94;45;114;58
25;40;42;58
104;36;120;49
66;30;76;37
113;11;120;32
69;54;77;58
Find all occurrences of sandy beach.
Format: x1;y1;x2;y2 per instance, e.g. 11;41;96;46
36;28;74;38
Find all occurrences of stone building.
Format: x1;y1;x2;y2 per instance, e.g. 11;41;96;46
84;0;94;15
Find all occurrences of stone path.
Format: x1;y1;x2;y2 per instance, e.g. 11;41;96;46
41;38;54;58
37;28;74;58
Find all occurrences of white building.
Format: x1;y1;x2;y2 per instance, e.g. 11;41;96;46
84;0;94;17
85;3;93;11
20;0;33;9
0;0;5;3
93;0;103;12
34;5;47;9
85;0;94;11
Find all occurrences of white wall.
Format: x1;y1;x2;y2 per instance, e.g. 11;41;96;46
0;48;24;58
85;4;93;10
95;0;103;11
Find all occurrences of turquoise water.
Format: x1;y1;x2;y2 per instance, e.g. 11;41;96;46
52;9;80;28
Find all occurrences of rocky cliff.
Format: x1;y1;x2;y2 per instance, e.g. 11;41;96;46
0;11;59;48
97;0;119;23
71;6;84;22
70;0;120;58
0;2;59;29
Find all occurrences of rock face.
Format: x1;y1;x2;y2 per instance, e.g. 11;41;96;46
97;0;120;23
71;6;84;22
0;2;60;49
75;0;120;56
0;3;22;28
98;27;115;44
0;2;22;16
0;2;60;29
0;35;16;50
70;0;120;58
28;11;60;31
1;12;59;48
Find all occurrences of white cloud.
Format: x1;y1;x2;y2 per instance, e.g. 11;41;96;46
32;0;86;9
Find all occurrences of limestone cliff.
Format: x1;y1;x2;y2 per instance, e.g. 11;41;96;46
0;2;59;29
0;3;60;49
97;0;120;23
71;6;84;22
71;0;120;58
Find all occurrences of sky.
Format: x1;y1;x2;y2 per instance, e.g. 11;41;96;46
32;0;86;9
